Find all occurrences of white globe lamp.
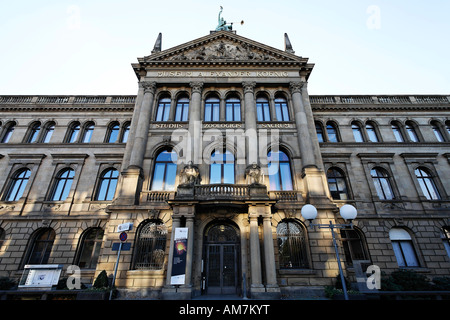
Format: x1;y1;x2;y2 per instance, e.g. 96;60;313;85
339;204;357;222
300;204;318;222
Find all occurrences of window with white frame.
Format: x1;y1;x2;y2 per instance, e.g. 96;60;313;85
389;228;420;267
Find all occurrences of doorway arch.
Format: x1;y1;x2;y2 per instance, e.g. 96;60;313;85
202;220;240;295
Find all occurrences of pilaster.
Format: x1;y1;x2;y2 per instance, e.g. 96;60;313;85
242;82;258;165
189;82;203;165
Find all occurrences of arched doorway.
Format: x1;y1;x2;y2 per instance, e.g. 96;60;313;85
203;221;240;295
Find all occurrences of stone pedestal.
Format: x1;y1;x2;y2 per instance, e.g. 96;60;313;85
113;167;142;205
302;166;331;204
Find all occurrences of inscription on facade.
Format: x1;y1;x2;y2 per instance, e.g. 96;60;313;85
154;123;186;129
203;123;242;129
156;71;289;78
260;123;292;128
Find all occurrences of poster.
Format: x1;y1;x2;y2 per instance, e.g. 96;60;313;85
170;227;188;285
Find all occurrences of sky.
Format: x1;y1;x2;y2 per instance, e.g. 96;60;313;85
0;0;449;96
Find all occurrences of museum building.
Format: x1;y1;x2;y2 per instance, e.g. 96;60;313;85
0;28;449;299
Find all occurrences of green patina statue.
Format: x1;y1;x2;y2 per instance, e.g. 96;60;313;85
216;6;233;31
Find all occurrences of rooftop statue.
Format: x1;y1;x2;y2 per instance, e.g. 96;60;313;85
216;6;233;31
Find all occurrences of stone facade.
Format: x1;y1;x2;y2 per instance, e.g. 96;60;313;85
0;31;449;299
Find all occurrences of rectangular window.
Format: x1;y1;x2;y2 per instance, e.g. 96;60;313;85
164;163;177;191
392;240;419;267
223;163;235;184
279;162;293;190
352;125;364;142
210;163;222;184
151;163;166;190
256;100;270;121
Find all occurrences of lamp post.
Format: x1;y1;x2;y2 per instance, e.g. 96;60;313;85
300;204;357;300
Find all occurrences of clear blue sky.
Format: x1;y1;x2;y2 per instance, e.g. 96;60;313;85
1;0;449;95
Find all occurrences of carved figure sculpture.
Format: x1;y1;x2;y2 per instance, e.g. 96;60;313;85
180;161;201;185
246;163;264;185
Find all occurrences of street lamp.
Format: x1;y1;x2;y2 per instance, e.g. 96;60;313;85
300;204;358;300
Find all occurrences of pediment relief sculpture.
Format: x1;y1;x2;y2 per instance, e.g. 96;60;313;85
166;40;279;62
143;31;303;64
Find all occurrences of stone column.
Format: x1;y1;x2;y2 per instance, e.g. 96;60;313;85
184;216;195;287
262;215;278;288
121;83;145;170
289;82;316;169
248;209;263;295
114;81;156;205
189;82;203;165
165;216;181;286
242;82;258;165
129;81;157;169
301;82;324;170
291;81;330;202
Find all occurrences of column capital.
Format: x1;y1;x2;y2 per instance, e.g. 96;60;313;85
189;82;204;94
242;81;256;94
289;81;305;94
140;81;157;94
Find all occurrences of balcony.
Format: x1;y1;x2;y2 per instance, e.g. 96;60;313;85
142;184;302;204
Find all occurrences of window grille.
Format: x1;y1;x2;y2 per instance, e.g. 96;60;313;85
133;221;167;270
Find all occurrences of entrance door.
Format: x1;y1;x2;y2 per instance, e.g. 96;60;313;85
206;244;238;294
204;223;240;295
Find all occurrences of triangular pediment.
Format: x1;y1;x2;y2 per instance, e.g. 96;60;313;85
140;31;306;64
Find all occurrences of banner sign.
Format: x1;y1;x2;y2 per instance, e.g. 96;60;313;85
170;227;188;285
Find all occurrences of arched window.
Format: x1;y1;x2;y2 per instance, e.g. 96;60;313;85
132;220;167;270
268;150;293;191
151;149;177;190
25;228;55;265
431;121;445;142
441;227;450;259
256;96;271;122
315;122;325;142
446;120;450;137
120;122;130;143
81;122;95;143
371;167;394;200
210;149;235;184
351;122;364;142
405;121;420;142
95;168;119;201
75;228;104;269
389;228;419;267
50;168;75;201
5;168;31;201
326;167;350;200
340;228;369;266
326;121;339;142
277;220;308;269
42;121;55;143
156;96;171;122
274;96;289;121
365;122;379;142
26;122;41;143
225;96;241;121
204;96;220;122
415;167;441;200
175;96;189;121
66;121;81;143
0;228;5;249
391;121;405;142
1;122;16;143
106;122;120;143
